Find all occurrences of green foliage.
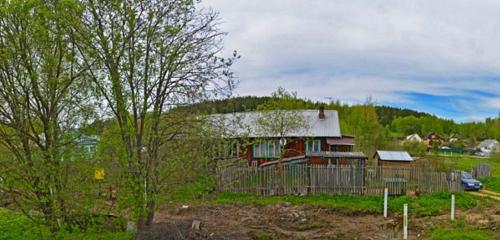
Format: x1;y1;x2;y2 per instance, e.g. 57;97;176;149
0;0;97;233
0;208;132;240
339;103;388;158
402;141;428;157
391;115;500;142
179;96;271;114
480;177;500;192
162;174;217;202
437;154;499;191
254;88;310;148
0;208;49;240
390;115;455;137
439;155;499;176
375;105;430;126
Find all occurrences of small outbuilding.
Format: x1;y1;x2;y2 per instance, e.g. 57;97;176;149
374;150;414;167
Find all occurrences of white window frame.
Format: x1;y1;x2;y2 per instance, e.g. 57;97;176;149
306;139;321;153
253;140;280;158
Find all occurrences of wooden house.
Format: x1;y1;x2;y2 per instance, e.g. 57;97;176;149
423;133;446;146
374;150;414;167
210;108;367;167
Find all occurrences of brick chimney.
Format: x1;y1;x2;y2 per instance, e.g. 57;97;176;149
318;106;325;120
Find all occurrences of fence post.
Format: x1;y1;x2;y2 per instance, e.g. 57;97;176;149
403;204;408;240
451;194;455;221
383;187;388;218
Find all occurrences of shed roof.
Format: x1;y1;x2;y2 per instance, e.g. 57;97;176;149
375;151;413;162
209;110;341;138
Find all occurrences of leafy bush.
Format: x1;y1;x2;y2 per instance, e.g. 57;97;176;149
0;208;49;240
403;141;428;157
0;208;132;240
480;177;500;192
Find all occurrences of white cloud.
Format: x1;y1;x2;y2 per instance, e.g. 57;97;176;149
201;0;500;120
486;98;500;109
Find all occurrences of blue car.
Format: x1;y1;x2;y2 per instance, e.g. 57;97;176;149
460;171;482;191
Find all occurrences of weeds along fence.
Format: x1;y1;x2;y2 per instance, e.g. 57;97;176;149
216;165;463;196
471;163;492;179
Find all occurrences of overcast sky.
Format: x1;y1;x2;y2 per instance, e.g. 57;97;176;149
201;0;500;122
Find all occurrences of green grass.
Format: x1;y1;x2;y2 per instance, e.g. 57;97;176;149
211;192;477;217
0;208;49;240
0;208;132;240
439;154;500;192
427;220;495;240
161;174;217;202
439;154;499;176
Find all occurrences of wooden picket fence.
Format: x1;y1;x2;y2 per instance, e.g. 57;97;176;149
216;165;463;196
471;163;492;179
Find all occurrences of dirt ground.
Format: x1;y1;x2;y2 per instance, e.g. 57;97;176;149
142;201;499;240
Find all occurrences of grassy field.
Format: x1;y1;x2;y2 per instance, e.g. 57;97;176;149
0;208;132;240
428;226;494;240
438;154;499;192
439;154;499;175
211;192;479;217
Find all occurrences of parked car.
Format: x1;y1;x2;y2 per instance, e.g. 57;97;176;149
474;151;487;157
460;171;482;191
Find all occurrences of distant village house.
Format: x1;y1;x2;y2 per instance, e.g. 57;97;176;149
405;133;422;142
477;139;500;156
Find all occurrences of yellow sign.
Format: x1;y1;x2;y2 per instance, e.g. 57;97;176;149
94;168;105;180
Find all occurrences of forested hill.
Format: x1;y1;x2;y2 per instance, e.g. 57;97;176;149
84;96;499;144
184;96;430;126
184;96;500;142
375;106;430;126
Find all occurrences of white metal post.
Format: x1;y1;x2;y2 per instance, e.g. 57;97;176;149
451;194;455;221
403;204;408;240
384;187;388;218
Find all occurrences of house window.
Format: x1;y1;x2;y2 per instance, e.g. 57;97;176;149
330;145;352;152
306;139;321;153
330;145;340;152
253;140;280;158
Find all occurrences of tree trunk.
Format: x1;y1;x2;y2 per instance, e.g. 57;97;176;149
146;201;156;226
135;216;146;240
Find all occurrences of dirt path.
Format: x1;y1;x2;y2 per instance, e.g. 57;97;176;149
480;189;500;197
468;190;500;201
144;201;499;240
153;204;393;239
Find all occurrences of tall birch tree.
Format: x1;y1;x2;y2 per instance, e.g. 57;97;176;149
0;0;92;234
72;0;237;231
